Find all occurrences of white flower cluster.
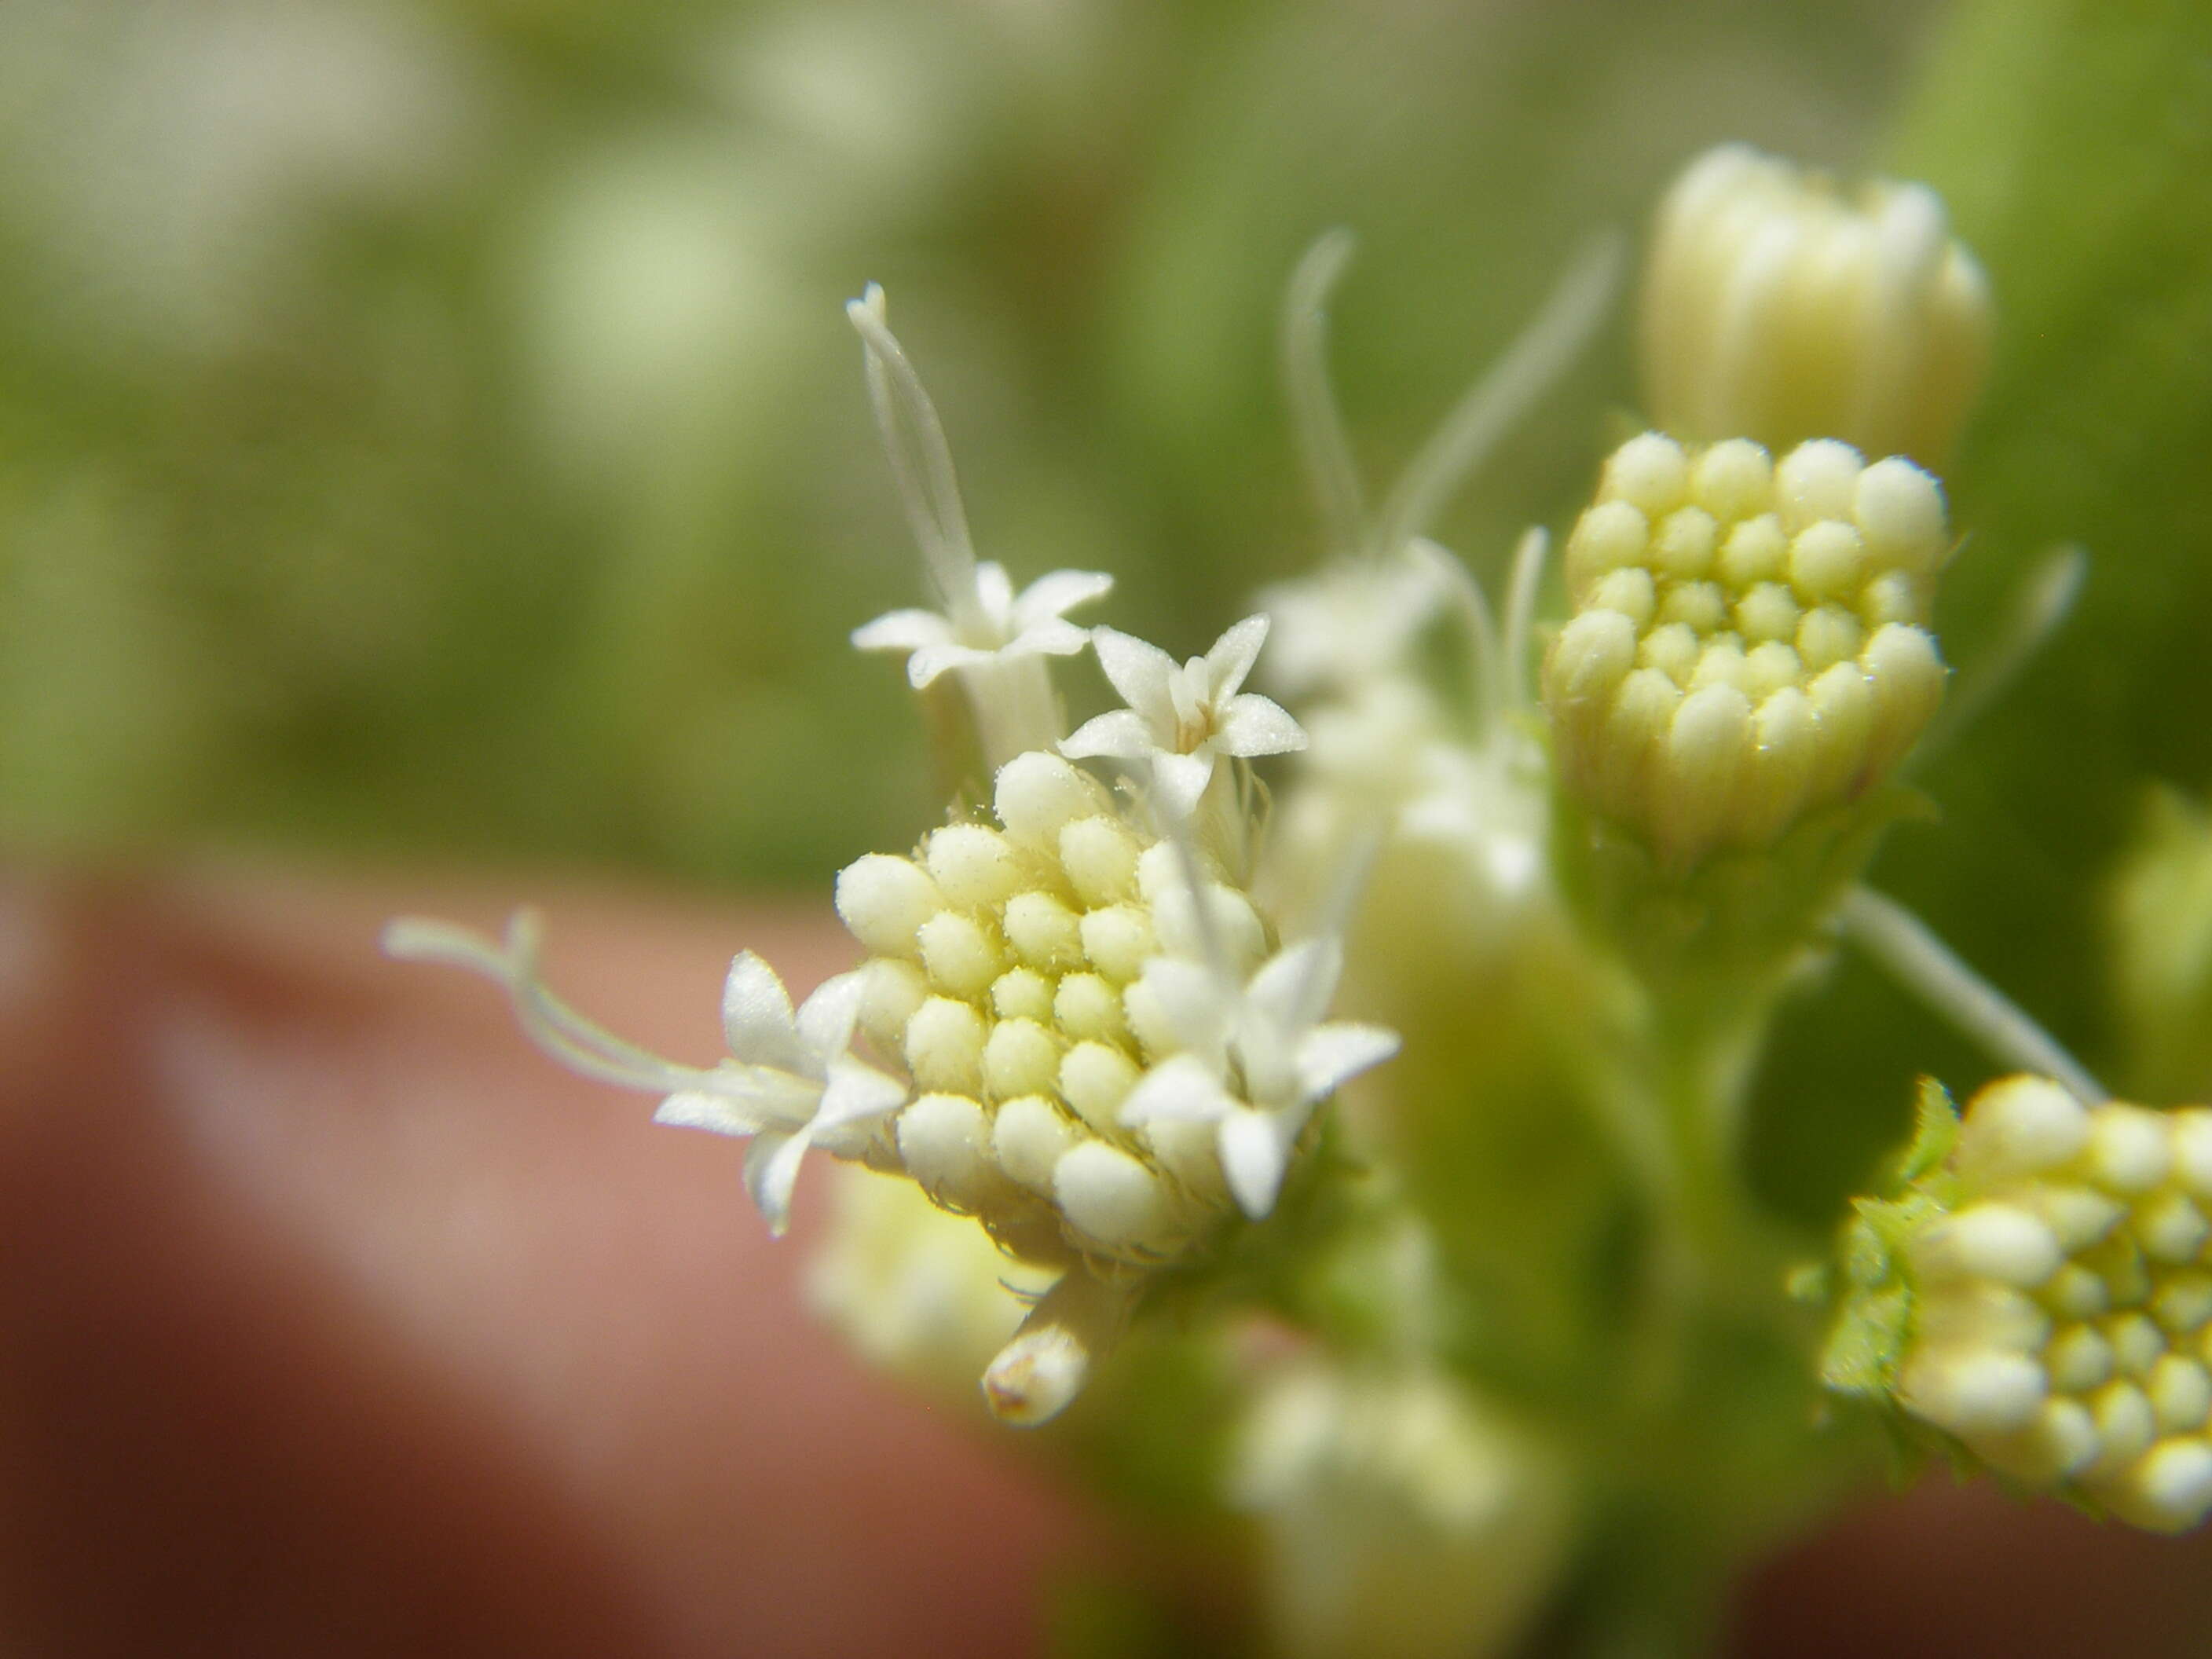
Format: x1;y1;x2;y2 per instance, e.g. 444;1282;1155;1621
839;746;1393;1253
1544;432;1950;869
1640;143;1992;464
1895;1076;2212;1532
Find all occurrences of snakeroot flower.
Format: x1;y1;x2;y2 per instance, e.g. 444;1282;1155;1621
382;915;906;1235
1122;938;1399;1218
1061;617;1307;820
851;561;1111;690
843;283;1110;764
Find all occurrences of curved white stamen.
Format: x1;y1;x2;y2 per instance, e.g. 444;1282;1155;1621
847;284;981;622
1280;228;1369;560
383;913;716;1095
1372;233;1622;561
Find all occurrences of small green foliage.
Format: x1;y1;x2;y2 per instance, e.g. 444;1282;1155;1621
1815;1079;1957;1399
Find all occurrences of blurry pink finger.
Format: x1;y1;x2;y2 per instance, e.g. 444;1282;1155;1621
0;866;1104;1657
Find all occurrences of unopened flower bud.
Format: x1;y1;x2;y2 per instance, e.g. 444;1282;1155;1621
1544;433;1949;869
1640;144;1992;463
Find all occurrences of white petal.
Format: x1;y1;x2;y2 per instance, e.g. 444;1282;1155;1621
815;1053;910;1131
1120;1054;1236;1124
972;561;1016;626
1204;614;1271;701
1005;618;1093;658
654;1089;773;1137
1295;1022;1401;1104
1218;1107;1297;1218
1090;627;1179;733
1247;938;1343;1036
1138;958;1235;1057
1013;569;1113;628
851;608;954;654
1150;749;1215;819
720;951;806;1070
1213;694;1308;758
907;641;990;687
793;969;870;1058
1060;709;1159;762
744;1130;812;1236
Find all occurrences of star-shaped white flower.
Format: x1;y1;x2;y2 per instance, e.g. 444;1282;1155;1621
852;562;1111;689
1060;617;1307;818
1120;937;1397;1218
382;914;907;1236
654;952;910;1234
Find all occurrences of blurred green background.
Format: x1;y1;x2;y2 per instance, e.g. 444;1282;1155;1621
2;0;2207;1210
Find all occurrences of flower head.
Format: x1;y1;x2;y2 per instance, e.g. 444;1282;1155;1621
852;562;1111;689
1543;431;1950;869
1061;617;1307;819
1121;937;1399;1218
654;951;910;1233
843;282;1109;762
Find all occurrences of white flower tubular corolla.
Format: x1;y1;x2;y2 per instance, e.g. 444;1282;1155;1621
1641;143;1992;464
1120;939;1400;1219
1872;1077;2212;1532
380;914;908;1236
1543;432;1950;870
844;283;1110;763
1060;617;1308;819
852;561;1112;689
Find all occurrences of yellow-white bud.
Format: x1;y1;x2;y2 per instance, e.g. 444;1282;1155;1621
835;854;944;958
1640;143;1992;464
1544;433;1949;868
915;910;1005;997
992;751;1111;848
896;1092;1001;1210
903;995;987;1094
1059;815;1141;906
992;1094;1081;1194
1053;1139;1176;1256
925;822;1027;910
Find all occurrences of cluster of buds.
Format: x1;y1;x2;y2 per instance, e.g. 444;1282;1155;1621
1831;1076;2212;1532
1543;432;1950;870
837;749;1269;1269
1639;143;1992;464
